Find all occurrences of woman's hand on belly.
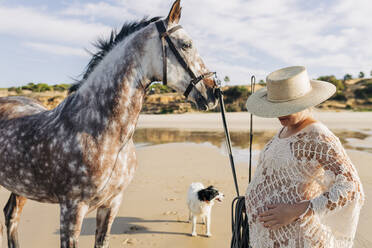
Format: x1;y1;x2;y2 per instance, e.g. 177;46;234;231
258;201;310;229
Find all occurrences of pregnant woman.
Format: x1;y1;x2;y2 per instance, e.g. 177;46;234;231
245;66;364;247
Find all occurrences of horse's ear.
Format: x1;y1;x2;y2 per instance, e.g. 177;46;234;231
166;0;182;25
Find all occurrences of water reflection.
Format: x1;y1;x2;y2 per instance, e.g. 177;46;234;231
133;128;372;164
133;129;276;150
134;128;369;150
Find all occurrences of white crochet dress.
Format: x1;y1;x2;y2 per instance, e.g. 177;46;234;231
245;122;364;248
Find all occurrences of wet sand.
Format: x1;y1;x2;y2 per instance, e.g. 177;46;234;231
0;143;249;247
0;112;371;247
0;146;370;247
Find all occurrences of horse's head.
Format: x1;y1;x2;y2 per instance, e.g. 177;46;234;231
147;0;219;111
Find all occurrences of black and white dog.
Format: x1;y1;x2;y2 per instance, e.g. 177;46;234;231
187;183;224;237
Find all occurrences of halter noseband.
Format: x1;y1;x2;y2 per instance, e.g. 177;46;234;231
155;21;215;98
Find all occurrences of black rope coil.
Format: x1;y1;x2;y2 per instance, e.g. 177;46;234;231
231;196;250;248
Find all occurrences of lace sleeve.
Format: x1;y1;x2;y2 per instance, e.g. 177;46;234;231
293;131;364;218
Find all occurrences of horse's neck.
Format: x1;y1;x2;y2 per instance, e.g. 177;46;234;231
59;37;151;146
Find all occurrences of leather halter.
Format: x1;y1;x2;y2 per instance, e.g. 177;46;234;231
155;20;215;98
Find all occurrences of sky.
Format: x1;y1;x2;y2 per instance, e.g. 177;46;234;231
0;0;371;88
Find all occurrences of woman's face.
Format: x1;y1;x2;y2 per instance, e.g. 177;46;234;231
278;110;310;127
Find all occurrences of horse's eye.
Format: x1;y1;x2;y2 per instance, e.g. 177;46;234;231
182;42;192;50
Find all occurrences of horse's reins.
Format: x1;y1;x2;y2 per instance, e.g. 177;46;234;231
155;21;215;98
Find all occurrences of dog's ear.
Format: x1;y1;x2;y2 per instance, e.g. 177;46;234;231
198;189;209;202
207;185;214;190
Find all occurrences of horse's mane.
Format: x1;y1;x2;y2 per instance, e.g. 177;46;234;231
69;16;162;93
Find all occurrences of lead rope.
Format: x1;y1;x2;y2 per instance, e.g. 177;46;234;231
249;76;255;183
216;75;255;248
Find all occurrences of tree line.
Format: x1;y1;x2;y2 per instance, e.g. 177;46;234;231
8;83;71;93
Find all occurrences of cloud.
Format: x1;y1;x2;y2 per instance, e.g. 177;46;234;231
60;0;167;21
0;5;111;45
179;0;372;79
1;0;372;86
23;42;89;57
61;2;137;21
208;58;269;84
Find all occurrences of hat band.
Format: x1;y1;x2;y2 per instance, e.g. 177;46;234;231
267;86;312;103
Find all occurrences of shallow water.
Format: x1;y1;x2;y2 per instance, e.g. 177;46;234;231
133;128;372;164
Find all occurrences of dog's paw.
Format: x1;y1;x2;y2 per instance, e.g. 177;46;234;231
191;232;197;237
206;233;212;237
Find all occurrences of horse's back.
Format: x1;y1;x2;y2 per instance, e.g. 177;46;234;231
0;96;46;121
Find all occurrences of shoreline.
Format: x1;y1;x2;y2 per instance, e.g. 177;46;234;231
137;111;372;131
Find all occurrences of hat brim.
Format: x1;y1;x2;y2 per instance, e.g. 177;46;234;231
246;80;336;118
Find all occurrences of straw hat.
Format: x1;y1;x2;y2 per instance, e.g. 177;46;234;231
246;66;336;118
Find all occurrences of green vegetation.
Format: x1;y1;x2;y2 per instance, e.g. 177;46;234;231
224;76;230;84
148;83;175;94
22;83;52;92
353;108;372;112
53;84;71;91
211;76;372;111
317;75;346;101
355;79;372;100
8;83;71;93
344;74;353;80
204;85;250;112
223;86;249;104
8;87;23;94
4;75;372;112
160;108;174;114
359;71;365;79
317;75;344;91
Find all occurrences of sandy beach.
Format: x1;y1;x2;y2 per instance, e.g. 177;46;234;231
0;111;371;247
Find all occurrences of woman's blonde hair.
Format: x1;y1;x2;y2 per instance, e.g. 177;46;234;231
297;107;314;119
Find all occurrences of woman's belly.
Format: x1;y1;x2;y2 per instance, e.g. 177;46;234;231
245;165;306;225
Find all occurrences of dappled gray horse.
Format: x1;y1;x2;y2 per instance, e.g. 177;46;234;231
0;0;218;247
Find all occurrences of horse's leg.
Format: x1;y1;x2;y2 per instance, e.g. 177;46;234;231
59;201;88;248
94;193;123;248
3;193;27;248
